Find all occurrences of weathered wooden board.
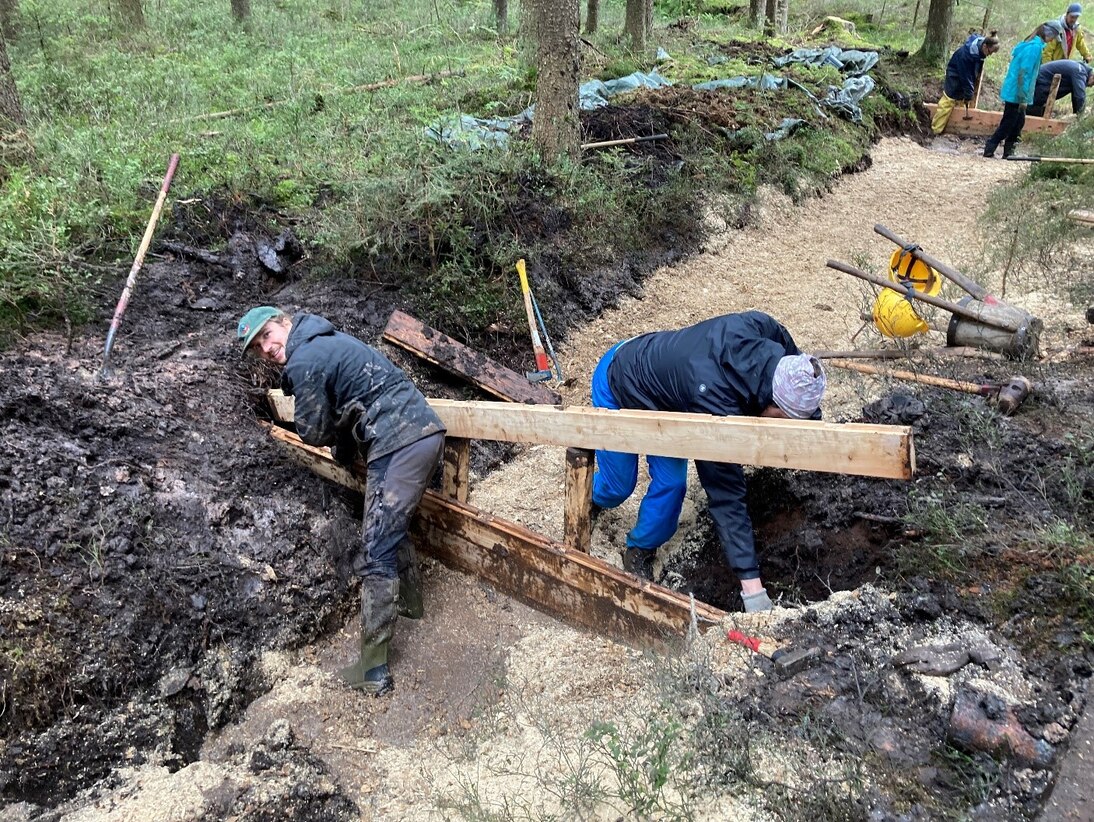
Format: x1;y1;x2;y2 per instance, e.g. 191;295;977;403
925;103;1068;137
266;392;916;480
382;309;560;405
430;400;916;480
263;423;726;646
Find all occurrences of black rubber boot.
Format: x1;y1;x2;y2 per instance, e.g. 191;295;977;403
340;577;399;695
622;547;656;581
983;141;998;158
396;540;424;620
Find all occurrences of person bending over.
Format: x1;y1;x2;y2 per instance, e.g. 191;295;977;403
238;307;445;696
590;311;826;613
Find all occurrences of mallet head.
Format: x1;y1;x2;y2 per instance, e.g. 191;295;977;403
994;376;1032;416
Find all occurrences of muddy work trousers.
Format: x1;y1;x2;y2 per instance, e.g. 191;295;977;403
355;432;444;581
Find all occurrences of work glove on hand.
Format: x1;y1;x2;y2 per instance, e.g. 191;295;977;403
332;429;359;469
1018;103;1027;112
742;588;774;613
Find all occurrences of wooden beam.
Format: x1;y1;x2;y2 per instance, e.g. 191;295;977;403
1067;209;1094;227
266;392;915;480
925;103;1068;137
442;437;471;503
1043;73;1062;120
382;309;560;405
563;447;594;552
263;424;726;645
429;400;915;480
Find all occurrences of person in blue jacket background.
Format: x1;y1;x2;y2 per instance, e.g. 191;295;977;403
237;307;445;697
932;31;1001;135
985;21;1062;158
590;311;826;613
1029;58;1094;115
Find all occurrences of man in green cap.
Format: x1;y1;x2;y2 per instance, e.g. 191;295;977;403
237;307;446;696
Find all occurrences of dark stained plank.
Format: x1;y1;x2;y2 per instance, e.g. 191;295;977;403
382;309;560;405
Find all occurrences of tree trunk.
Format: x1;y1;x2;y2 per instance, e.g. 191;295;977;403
231;0;250;24
584;0;599;35
116;0;145;28
624;0;650;53
763;0;787;34
528;0;580;164
0;0;18;40
494;0;508;37
915;0;955;64
748;0;764;29
0;29;24;128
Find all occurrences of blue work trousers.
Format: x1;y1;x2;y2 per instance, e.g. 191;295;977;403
591;341;688;551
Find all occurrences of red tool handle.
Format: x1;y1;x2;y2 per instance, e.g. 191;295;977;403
727;630;761;653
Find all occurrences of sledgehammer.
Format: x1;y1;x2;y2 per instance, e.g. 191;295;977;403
827;359;1032;415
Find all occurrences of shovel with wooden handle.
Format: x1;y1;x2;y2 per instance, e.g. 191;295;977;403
101;153;180;378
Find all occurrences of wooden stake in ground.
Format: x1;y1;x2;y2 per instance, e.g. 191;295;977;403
101;154;180;377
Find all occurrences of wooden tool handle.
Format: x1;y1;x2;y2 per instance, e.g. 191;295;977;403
827;358;991;395
873;223;990;302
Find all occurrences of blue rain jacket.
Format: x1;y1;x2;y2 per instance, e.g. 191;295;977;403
1001;38;1047;105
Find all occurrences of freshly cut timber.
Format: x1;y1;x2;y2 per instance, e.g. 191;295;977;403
263;424;727;645
382;309;560;405
266;391;916;480
924;103;1068;137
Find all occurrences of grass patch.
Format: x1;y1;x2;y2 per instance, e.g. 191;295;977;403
3;0;906;344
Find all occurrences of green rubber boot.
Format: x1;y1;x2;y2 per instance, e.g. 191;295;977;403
396;540;425;620
339;577;398;696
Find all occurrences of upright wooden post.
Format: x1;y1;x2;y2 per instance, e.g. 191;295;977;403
1043;73;1062;119
564;447;594;552
442;437;471;503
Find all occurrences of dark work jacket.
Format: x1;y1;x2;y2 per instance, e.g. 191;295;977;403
1031;60;1091;115
281;313;445;463
607;311;813;579
944;35;988;101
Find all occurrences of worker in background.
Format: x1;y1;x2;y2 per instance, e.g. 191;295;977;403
237;307;445;697
985;21;1062;158
1028;59;1094;115
1043;3;1090;62
590;311;826;613
932;31;1002;135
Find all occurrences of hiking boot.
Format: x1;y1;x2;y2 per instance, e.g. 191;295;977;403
983;141;998;158
340;577;399;696
622;547;656;581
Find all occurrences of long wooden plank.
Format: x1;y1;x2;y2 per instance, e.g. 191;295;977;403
430;400;915;480
266;392;915;480
262;424;726;645
382;309;560;405
925;103;1068;137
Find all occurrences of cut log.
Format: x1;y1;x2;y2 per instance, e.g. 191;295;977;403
925;103;1068;137
382;309;560;405
267;391;915;480
1067;209;1094;226
263;423;727;646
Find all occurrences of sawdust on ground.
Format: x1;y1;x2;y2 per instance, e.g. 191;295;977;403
53;138;1088;822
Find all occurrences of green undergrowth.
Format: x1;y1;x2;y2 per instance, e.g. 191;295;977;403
0;0;913;344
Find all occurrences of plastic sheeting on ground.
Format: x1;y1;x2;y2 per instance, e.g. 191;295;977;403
424;45;880;148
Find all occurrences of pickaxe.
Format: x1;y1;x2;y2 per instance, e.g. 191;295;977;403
826;359;1032;415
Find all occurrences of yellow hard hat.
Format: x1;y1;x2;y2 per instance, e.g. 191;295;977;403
872;289;929;338
889;249;942;296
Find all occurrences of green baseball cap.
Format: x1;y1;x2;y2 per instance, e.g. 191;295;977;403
237;306;284;356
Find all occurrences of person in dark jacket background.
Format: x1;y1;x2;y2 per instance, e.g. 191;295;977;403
932;32;1002;135
1029;58;1093;115
237;307;445;696
590;312;826;613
